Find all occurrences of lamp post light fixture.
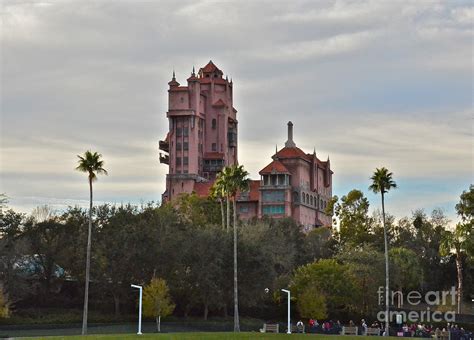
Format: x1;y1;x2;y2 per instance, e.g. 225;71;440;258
131;284;143;335
281;289;291;334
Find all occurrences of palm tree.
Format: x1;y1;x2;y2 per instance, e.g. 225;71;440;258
76;151;108;335
218;165;249;332
215;167;233;232
369;167;397;337
209;179;226;230
440;223;470;314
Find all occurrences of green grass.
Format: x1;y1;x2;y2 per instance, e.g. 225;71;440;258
19;333;420;340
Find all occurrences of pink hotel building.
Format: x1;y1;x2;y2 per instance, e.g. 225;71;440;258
159;61;333;229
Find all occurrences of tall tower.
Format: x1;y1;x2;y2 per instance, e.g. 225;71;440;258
159;61;238;202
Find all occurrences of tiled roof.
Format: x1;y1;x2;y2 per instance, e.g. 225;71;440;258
259;160;290;175
201;60;220;73
203;152;225;159
275;146;310;161
193;182;213;197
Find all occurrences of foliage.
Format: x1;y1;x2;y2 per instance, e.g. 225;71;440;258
334;190;373;246
143;278;175;320
291;259;358;315
296;285;327;320
0;286;10;318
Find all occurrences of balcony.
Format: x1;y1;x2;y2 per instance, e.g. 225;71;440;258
159;153;169;164
159;140;169;153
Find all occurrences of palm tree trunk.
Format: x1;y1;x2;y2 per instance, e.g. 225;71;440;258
233;198;240;332
82;177;93;335
220;199;225;230
381;192;390;337
456;251;462;314
226;195;230;232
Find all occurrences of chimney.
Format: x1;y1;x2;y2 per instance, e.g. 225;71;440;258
285;121;296;147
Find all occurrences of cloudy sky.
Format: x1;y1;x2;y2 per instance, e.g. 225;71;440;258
1;0;472;223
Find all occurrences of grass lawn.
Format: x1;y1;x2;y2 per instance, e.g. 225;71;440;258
19;332;421;340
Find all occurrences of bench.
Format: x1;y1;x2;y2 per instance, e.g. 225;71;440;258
261;323;279;333
342;326;358;335
434;330;450;340
365;327;380;336
291;324;305;333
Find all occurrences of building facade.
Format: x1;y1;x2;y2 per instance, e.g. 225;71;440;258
159;61;238;202
159;62;333;229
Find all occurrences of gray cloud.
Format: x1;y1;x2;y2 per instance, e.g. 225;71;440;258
1;0;472;222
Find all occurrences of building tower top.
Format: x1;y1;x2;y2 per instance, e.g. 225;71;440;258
285;121;296;148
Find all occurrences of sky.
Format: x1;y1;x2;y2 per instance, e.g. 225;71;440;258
1;0;472;224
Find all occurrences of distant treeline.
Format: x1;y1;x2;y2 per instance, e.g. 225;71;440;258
0;186;472;322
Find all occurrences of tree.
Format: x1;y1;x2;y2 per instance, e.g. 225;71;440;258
297;285;327;320
337;244;385;317
291;259;359;316
209;181;226;230
75;150;108;335
369;167;397;336
334;190;373;246
23;216;67;302
0;285;9;318
143;278;175;332
389;247;423;307
440;223;471;314
216;165;249;332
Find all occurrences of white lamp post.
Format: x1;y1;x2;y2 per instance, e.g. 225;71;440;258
281;289;291;334
131;284;143;335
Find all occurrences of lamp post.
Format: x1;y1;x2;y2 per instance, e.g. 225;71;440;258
281;289;291;334
131;284;143;335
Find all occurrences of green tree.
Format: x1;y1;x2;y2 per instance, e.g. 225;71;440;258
440;223;472;314
334;190;373;246
23;216;68;302
337;244;385;317
216;165;249;332
143;278;175;332
291;259;358;316
209;181;226;230
369;167;397;336
0;285;9;318
389;247;423;307
75;150;108;335
297;285;327;320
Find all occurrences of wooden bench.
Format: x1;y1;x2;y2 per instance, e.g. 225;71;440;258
434;330;450;340
291;324;305;333
342;326;358;335
261;323;279;333
366;327;381;336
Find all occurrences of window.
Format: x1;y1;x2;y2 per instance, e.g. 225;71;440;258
306;194;309;204
262;205;285;215
262;191;285;202
176;142;181;150
176;157;181;166
212;119;217;129
183;170;188;174
212;143;217;151
183;157;189;165
176;128;182;137
302;193;305;203
320;199;324;208
239;205;249;213
180;97;184;103
183;127;189;136
310;196;313;206
183;142;189;150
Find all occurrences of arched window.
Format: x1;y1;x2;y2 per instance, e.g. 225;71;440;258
212;119;217;129
306;193;309;204
302;193;305;203
310;196;313;206
320;199;323;208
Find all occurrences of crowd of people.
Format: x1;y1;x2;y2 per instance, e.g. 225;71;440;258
292;318;473;339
